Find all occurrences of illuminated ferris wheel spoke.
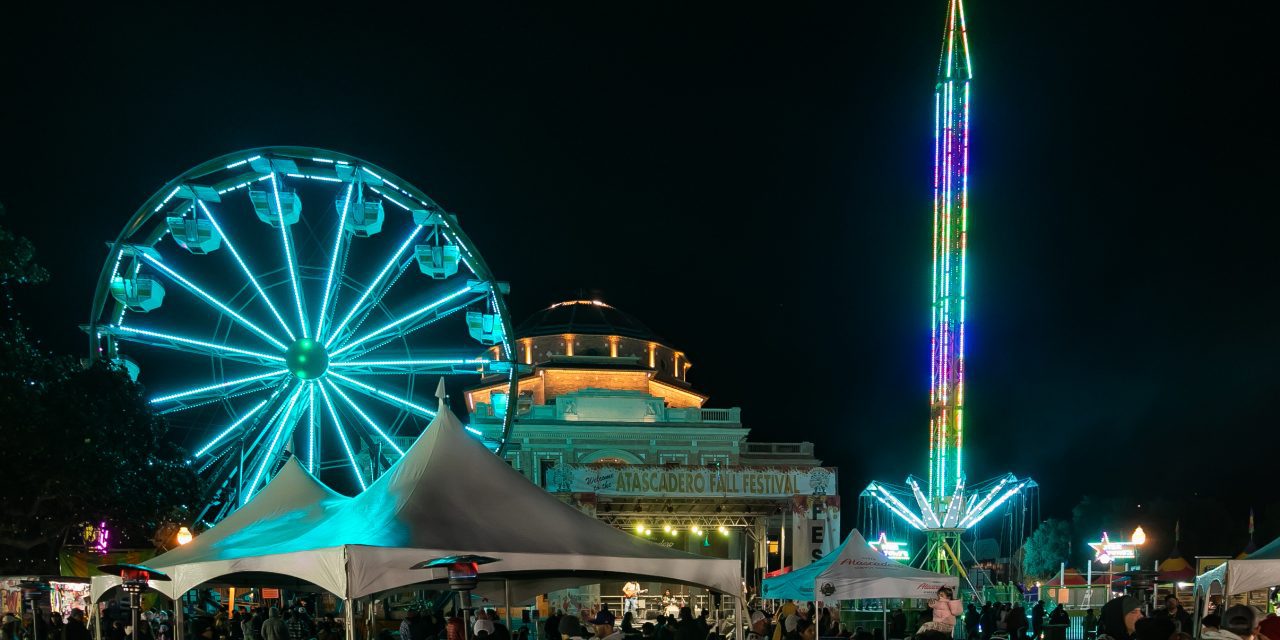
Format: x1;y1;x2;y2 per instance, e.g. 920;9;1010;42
306;385;318;472
324;380;405;457
157;383;283;416
150;370;288;405
193;398;271;458
330;285;480;358
329;372;437;419
318;384;367;490
270;174;309;339
101;324;285;366
324;224;424;348
243;382;307;503
328;358;492;376
315;182;356;339
136;251;288;351
195;200;297;342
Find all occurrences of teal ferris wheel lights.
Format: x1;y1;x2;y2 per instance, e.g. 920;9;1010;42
324;223;424;348
316;182;356;339
325;380;406;457
330;285;476;357
329;372;438;418
195;200;297;342
194;399;270;458
318;383;367;491
151;370;287;405
270;173;309;339
244;383;307;504
138;251;287;351
108;324;285;363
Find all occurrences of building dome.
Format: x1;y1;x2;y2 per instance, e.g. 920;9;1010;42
516;300;665;343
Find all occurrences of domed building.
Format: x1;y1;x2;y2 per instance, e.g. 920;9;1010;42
467;299;840;613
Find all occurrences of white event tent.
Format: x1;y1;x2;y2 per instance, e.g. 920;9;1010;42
92;381;741;637
1193;534;1280;615
762;529;956;601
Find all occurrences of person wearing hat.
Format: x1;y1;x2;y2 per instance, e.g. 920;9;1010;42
1202;605;1260;640
587;612;622;640
1099;597;1143;640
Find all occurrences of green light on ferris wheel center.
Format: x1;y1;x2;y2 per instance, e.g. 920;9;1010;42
286;338;330;379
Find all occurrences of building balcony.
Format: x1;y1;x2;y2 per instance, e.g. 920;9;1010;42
471;401;741;425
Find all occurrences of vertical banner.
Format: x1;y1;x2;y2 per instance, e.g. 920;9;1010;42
790;496;842;570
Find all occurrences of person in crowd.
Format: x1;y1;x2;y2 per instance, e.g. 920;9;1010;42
284;609;311;640
1155;597;1193;634
560;616;590;640
401;610;420;640
747;612;768;640
476;620;495;640
779;616;800;640
1257;611;1280;640
241;610;260;640
1009;603;1030;640
590;618;622;640
260;608;286;640
794;619;816;640
63;610;90;640
889;609;906;640
1098;596;1142;640
1202;606;1259;640
446;615;465;640
1049;603;1069;627
695;610;711;640
772;604;798;640
1082;609;1097;640
1031;601;1045;639
1202;614;1223;636
671;609;700;640
966;604;980;640
545;611;563;640
620;613;639;639
916;587;961;636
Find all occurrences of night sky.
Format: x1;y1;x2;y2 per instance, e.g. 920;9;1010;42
1;2;1276;552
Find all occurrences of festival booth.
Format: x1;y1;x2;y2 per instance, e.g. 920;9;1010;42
91;381;741;638
1193;534;1280;628
761;529;956;601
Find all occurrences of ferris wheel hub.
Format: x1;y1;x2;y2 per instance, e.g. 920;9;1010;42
286;338;330;380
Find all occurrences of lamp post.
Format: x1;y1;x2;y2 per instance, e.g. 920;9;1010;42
98;564;171;640
411;555;500;640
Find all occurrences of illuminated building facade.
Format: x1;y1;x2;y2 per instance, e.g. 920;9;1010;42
467;300;840;604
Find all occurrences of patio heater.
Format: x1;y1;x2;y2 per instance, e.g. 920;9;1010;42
98;564;171;640
411;555;500;640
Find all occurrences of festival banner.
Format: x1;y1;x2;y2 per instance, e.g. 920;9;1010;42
546;463;837;498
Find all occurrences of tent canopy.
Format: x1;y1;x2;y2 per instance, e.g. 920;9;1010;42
1195;534;1280;597
762;530;956;601
93;382;739;602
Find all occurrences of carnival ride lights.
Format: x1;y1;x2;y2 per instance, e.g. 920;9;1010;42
86;148;520;526
861;0;1036;579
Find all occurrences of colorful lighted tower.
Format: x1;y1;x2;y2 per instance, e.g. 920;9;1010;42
861;0;1036;581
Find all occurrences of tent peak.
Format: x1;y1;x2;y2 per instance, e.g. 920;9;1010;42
435;377;448;406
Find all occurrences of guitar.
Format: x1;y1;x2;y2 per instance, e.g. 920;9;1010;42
622;587;649;598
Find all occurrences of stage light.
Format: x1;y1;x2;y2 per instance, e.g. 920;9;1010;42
635;524;645;534
663;524;672;533
176;527;193;545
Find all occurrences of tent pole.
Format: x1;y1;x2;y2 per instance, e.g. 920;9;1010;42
505;580;513;634
93;597;102;640
175;596;185;640
883;599;888;640
344;599;355;640
735;596;744;640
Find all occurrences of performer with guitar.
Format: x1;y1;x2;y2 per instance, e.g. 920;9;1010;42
621;581;646;616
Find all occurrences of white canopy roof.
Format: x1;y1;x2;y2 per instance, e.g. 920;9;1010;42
93;381;739;602
762;530;956;601
1195;535;1280;598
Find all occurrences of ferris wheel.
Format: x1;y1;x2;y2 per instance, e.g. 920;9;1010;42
86;147;518;525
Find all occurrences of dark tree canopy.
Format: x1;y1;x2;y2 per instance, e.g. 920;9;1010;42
1021;517;1073;579
0;212;198;572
